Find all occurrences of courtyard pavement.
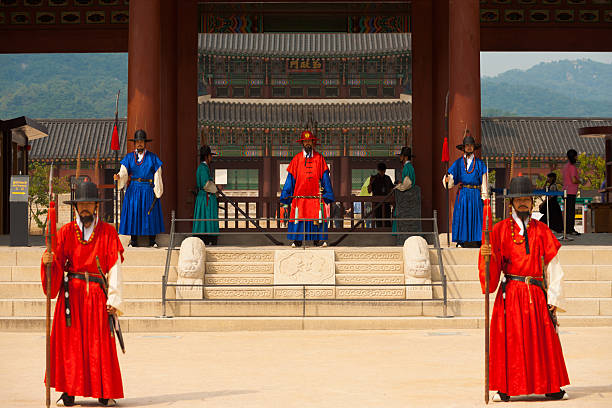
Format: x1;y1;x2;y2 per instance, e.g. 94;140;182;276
1;328;611;407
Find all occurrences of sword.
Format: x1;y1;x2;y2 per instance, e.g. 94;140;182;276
147;197;158;216
96;256;126;354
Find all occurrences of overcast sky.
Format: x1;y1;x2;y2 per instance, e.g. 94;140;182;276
480;52;612;77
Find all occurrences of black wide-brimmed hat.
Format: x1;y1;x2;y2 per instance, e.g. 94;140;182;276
397;146;414;158
128;129;152;142
502;176;537;198
456;135;481;151
199;145;217;158
64;181;110;205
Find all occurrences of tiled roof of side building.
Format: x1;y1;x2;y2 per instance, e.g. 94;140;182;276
481;117;611;160
198;100;412;127
198;33;412;57
30;118;127;161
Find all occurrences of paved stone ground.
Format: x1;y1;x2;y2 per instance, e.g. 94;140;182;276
1;328;611;407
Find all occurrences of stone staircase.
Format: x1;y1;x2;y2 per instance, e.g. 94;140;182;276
1;246;611;331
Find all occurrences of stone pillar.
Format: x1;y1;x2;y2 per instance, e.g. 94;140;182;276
411;0;433;219
448;0;481;223
175;0;199;231
262;154;274;219
128;0;161;155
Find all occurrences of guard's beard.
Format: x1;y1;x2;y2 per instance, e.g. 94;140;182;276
136;148;144;154
79;212;94;226
304;146;313;156
516;210;531;221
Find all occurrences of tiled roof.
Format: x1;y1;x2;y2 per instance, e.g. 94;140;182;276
198;100;412;127
198;33;412;57
481;117;611;160
30;118;127;161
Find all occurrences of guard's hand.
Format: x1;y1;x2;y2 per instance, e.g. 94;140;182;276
42;251;54;265
107;305;117;314
480;244;492;257
113;174;119;181
548;305;556;313
443;175;449;188
217;184;223;191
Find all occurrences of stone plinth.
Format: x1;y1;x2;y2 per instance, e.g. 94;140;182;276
274;250;335;285
403;236;433;299
177;237;205;299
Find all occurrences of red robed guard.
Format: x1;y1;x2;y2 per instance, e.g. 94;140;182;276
479;176;569;402
41;181;124;407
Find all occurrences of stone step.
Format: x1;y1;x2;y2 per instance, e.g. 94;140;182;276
2;266;176;283
2;315;612;332
5;297;610;318
0;282;173;299
432;281;612;299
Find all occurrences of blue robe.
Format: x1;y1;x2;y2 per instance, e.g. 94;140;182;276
448;156;487;244
119;151;164;236
280;151;334;242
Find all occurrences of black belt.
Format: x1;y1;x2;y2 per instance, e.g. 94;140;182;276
503;274;545;291
502;274;558;326
63;272;106;327
133;178;152;183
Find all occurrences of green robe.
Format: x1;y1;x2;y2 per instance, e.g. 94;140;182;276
392;161;416;233
192;162;219;235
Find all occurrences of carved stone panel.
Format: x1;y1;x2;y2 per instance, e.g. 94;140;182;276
274;250;335;285
206;263;274;274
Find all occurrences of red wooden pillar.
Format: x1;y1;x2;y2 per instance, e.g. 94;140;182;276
176;0;199;231
160;0;178;230
432;1;450;233
449;0;481;163
411;0;433;219
128;0;161;156
447;0;481;230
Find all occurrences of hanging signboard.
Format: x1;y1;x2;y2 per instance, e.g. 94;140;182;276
287;58;323;72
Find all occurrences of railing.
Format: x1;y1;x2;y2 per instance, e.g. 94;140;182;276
160;211;450;319
215;195;399;231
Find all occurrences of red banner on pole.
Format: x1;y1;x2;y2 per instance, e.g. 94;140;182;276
111;124;120;151
441;137;449;163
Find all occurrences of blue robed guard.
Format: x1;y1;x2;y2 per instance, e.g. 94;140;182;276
115;129;164;247
442;134;488;247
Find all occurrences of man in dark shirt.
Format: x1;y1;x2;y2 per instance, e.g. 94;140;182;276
369;162;394;227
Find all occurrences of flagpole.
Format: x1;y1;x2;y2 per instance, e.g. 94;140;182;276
112;90;121;231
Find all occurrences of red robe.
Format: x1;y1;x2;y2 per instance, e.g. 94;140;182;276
286;151;329;221
41;221;125;399
478;218;569;396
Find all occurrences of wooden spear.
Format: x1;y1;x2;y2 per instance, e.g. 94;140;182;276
483;198;492;404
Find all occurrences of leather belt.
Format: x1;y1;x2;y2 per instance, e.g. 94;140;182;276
133;178;153;183
460;184;480;189
63;272;106;326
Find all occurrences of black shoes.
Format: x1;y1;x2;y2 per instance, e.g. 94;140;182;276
493;391;510;402
56;393;75;407
98;398;117;406
545;389;568;400
291;240;303;248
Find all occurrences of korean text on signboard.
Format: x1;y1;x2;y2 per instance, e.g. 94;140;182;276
287;58;323;72
9;175;30;202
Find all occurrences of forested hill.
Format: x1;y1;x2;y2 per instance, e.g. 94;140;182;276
482;59;612;117
1;54;612;119
0;53;127;119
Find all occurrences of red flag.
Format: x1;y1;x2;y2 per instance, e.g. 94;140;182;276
441;137;449;163
111;123;120;151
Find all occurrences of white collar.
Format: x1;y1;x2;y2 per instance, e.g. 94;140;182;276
511;208;530;236
136;149;147;162
303;149;314;158
76;214;98;242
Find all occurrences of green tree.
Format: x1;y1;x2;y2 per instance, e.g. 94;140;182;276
577;153;605;190
28;162;70;234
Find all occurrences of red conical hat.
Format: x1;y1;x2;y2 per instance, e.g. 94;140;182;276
296;130;319;143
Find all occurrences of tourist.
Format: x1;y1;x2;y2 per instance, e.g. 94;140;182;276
358;176;373;228
442;134;488;247
113;129;164;247
41;181;125;407
369;162;394;227
539;172;563;233
280;129;334;247
192;145;220;245
480;176;569;402
392;147;420;241
562;149;581;235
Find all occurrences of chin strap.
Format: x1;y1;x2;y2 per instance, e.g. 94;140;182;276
521;217;530;255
